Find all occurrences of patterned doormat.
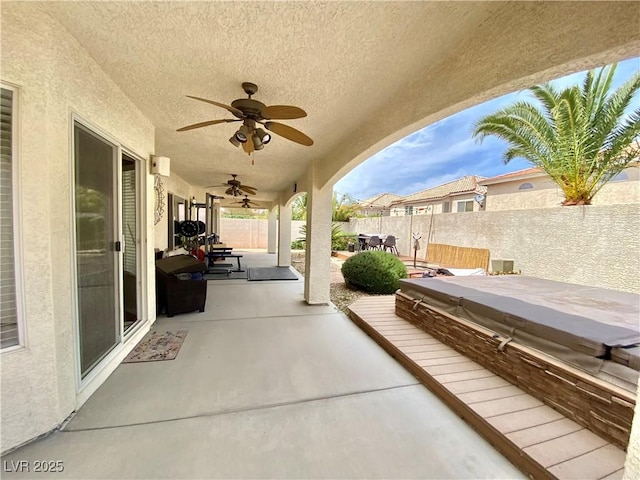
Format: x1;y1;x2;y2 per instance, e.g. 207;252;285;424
123;330;188;363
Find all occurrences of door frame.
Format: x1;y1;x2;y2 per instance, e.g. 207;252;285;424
120;148;147;340
69;113;150;398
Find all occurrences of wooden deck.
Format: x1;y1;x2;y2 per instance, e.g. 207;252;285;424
347;296;627;480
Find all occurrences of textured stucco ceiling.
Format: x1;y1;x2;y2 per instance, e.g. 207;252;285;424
37;1;640;204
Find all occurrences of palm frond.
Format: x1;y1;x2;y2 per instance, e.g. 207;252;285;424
474;62;640;205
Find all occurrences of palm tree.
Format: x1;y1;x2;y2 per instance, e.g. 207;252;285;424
332;192;357;221
291;191;358;220
473;64;640;205
291;193;307;220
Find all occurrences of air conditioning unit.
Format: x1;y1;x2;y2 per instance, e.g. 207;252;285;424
491;259;514;273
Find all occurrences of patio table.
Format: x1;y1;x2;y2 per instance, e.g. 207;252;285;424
357;234;400;251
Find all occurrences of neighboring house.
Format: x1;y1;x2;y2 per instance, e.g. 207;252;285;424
389;176;487;216
481;164;640;211
355;192;402;216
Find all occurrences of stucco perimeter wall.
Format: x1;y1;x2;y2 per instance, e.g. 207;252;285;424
1;5;155;452
219;220;353;249
350;203;640;294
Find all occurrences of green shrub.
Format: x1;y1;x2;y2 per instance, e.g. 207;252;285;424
291;239;305;250
331;235;351;251
341;250;408;294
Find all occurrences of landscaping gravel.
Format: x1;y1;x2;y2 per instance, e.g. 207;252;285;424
291;252;372;313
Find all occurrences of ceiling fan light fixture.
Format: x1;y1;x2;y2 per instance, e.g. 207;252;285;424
256;128;271;144
228;135;241;147
234;130;247;143
252;133;264;150
235;124;251;143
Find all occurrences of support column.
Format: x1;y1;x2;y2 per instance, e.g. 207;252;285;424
267;207;277;254
277;203;292;266
625;382;640;478
304;182;332;305
214;203;221;240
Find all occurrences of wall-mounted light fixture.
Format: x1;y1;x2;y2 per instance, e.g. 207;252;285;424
150;155;170;176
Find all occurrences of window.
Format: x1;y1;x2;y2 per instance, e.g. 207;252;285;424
442;201;451;213
1;85;22;350
457;200;474;213
518;182;534;190
611;172;629;182
405;206;413;216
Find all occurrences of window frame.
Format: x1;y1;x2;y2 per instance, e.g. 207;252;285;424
456;200;474;213
1;83;26;353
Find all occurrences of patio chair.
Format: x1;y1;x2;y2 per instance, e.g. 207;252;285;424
383;235;399;255
368;235;382;250
357;234;368;251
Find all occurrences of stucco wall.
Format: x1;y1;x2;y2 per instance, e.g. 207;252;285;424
593;168;640;206
153;172;195;251
350;203;640;294
484;177;562;210
485;170;640;211
1;5;155;452
391;193;483;217
217;219;352;249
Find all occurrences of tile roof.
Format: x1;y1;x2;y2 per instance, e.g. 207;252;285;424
479;167;544;184
392;176;487;204
357;192;403;208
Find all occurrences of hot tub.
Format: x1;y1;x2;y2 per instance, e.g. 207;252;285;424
395;275;639;449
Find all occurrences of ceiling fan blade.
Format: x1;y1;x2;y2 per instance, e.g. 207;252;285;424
186;95;244;117
240;183;257;190
263;122;314;146
176;118;239;132
239;185;257;194
242;138;254;154
261;105;307;120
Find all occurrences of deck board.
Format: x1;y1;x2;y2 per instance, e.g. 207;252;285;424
347;295;627;480
505;418;583;448
523;429;608;468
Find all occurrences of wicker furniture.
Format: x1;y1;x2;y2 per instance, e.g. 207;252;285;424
156;255;208;317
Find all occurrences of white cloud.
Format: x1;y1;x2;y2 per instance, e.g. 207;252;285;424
335;57;640;201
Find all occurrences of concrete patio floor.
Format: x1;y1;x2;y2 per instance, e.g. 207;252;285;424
2;252;524;479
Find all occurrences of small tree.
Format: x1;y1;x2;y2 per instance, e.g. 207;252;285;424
332;192;357;221
291;193;307;221
473;64;640;205
291;191;358;221
298;222;348;250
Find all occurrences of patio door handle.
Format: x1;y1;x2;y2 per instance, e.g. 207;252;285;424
114;241;122;252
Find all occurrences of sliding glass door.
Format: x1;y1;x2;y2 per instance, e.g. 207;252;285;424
122;153;140;333
74;123;120;378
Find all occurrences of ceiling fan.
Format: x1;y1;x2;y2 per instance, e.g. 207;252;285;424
207;174;256;197
177;82;314;154
235;195;263;209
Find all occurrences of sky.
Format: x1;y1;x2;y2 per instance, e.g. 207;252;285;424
334;57;640;202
